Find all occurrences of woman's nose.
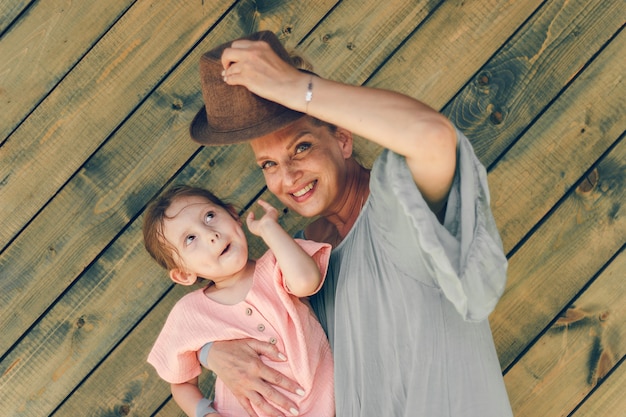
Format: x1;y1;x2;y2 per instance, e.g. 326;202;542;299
282;161;302;185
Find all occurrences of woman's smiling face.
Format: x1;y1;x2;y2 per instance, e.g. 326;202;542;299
250;117;353;219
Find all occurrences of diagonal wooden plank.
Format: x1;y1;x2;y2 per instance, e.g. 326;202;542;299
368;0;544;117
442;0;625;167
0;0;135;141
492;134;626;370
0;0;239;353
0;0;33;35
488;25;626;253
571;360;626;417
0;3;340;415
291;0;444;84
0;0;235;249
504;248;625;416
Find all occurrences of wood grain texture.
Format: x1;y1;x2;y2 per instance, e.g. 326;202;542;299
443;0;625;168
0;0;33;35
1;0;623;415
369;0;544;111
0;2;337;415
572;359;626;417
505;249;626;416
488;25;626;253
0;0;237;354
0;0;234;248
492;135;626;368
0;0;134;141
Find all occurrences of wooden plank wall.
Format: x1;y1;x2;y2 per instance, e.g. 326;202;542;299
0;0;624;416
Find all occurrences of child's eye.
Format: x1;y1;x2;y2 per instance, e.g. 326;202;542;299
204;211;216;224
295;142;311;154
185;235;196;246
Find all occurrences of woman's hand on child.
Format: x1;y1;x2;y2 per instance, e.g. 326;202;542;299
205;338;303;417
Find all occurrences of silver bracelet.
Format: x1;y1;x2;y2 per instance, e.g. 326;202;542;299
305;75;313;113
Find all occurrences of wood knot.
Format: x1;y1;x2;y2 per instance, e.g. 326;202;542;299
477;74;489;85
577;168;599;194
118;404;131;416
171;98;183;110
282;25;293;35
598;311;609;321
76;316;85;328
490;109;504;125
322;34;331;43
346;42;356;50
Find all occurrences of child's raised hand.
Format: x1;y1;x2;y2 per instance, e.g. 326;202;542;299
246;199;280;237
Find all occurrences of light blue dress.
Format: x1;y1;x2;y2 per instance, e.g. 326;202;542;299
308;128;513;416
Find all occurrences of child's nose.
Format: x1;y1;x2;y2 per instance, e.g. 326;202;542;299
207;230;220;243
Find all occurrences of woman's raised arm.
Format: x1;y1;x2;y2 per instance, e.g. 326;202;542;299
222;39;457;214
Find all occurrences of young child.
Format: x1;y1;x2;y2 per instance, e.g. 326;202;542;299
143;185;334;417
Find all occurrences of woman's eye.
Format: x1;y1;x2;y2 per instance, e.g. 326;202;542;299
260;160;276;170
295;142;311;154
185;235;196;246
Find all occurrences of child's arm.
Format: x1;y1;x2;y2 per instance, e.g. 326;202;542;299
246;200;322;297
171;377;221;417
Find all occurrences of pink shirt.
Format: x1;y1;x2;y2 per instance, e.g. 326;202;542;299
148;239;334;417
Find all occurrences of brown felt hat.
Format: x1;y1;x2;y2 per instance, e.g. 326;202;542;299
190;31;306;145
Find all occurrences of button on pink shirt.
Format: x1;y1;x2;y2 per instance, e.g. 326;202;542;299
148;239;335;417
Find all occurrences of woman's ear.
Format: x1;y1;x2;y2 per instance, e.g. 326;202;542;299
335;127;354;159
169;268;198;286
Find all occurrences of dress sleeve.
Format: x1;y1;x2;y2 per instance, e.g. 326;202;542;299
370;127;508;322
147;297;205;384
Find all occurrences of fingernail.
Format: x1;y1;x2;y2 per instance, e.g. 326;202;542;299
290;407;299;416
278;353;287;360
221;70;226;76
296;388;305;396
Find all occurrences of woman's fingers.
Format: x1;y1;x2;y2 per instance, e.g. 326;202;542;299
206;339;303;416
220;40;303;104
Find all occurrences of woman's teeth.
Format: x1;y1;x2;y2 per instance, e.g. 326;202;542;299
293;181;314;197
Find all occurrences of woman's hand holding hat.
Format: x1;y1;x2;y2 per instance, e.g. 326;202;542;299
221;38;310;114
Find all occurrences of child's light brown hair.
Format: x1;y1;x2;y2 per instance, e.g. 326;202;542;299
142;185;236;271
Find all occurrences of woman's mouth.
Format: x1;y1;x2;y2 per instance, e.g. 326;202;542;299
292;180;316;198
221;244;230;255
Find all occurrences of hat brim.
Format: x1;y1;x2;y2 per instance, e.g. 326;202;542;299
190;101;306;146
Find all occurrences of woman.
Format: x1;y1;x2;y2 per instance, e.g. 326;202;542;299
189;31;512;417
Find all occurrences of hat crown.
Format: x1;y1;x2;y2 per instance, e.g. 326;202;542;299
190;31;305;145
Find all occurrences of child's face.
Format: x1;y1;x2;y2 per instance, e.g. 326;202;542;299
162;195;249;282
